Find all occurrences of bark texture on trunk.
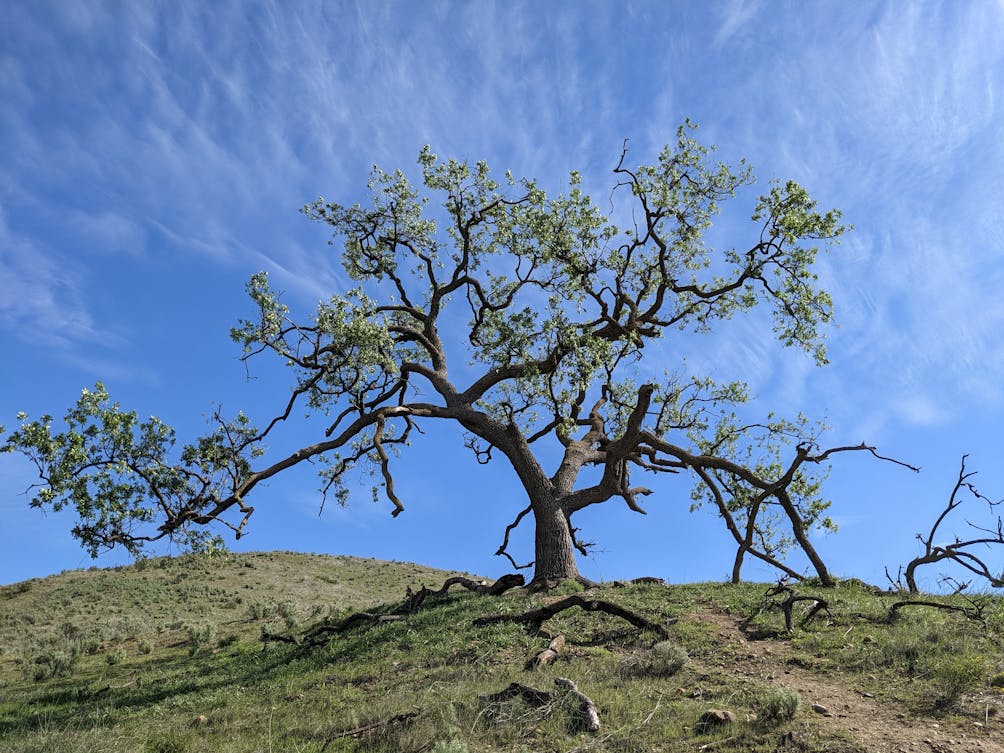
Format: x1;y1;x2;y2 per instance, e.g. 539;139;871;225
530;501;582;588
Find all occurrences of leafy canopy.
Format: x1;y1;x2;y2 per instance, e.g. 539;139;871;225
3;122;853;576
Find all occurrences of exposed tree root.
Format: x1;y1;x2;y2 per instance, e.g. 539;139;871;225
481;677;600;733
473;594;673;639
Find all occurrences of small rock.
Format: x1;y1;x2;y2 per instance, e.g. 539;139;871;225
694;709;735;734
811;703;833;717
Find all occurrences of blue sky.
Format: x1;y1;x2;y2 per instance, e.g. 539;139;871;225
2;1;1003;590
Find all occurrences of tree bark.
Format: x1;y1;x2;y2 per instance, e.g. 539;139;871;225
530;501;582;588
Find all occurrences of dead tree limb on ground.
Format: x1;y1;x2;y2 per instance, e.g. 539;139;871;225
896;455;1004;593
611;576;666;587
887;598;990;625
482;681;554;707
299;612;405;648
392;573;525;614
473;594;673;639
433;573;525;597
554;677;601;732
266;573;524;648
480;677;600;734
764;583;830;632
526;633;566;669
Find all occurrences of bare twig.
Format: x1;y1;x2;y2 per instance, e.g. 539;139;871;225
897;455;1004;592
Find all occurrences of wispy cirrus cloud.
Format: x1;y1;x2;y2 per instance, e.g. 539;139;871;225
648;1;1004;441
713;0;762;48
0;205;97;348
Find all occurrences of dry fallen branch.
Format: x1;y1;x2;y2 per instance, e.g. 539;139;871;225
555;677;601;733
764;583;830;632
266;574;524;648
526;633;566;669
887;599;989;625
392;573;525;615
482;681;554;707
480;677;600;734
473;594;673;638
432;573;525;597
611;576;666;587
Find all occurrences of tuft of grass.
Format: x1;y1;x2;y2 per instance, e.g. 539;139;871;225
644;640;689;676
756;686;801;725
185;622;215;655
926;655;987;708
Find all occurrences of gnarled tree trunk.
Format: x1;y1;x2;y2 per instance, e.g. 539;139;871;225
530;501;581;588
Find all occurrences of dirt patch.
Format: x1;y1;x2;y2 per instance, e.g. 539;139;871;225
693;608;1002;753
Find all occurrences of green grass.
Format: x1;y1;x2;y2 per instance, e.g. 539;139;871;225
1;557;1003;752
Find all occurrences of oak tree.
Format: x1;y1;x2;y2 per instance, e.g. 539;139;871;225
2;123;893;588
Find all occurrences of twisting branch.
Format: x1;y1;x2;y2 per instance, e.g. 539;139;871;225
495;504;535;570
372;416;404;517
567;515;595;557
473;594;673;639
763;582;830;632
639;431;916;586
898;455;1004;592
888;597;991;625
691;465;803;583
274;573;526;649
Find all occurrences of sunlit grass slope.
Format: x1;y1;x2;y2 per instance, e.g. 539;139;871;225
2;553;1003;752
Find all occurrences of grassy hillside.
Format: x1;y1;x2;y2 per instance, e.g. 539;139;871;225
2;553;1003;752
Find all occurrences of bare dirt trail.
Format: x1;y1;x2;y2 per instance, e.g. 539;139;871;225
695;609;1002;753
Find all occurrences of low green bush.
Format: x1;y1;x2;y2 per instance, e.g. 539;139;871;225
927;655;986;708
756;686;800;725
645;640;689;676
